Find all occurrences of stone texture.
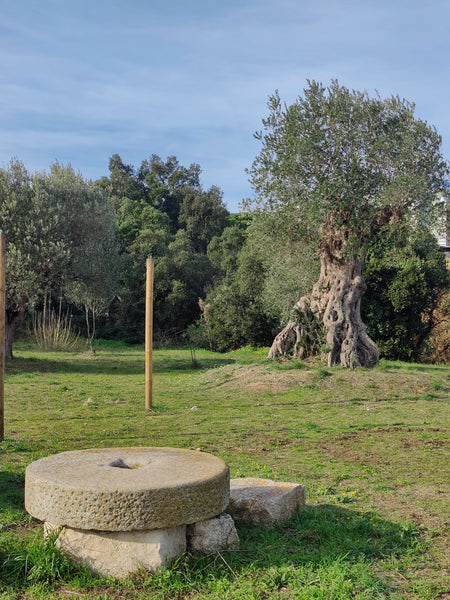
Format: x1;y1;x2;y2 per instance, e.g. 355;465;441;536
25;447;229;530
187;514;239;552
45;522;186;578
229;477;305;527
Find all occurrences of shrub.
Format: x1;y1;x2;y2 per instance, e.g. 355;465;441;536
420;290;450;364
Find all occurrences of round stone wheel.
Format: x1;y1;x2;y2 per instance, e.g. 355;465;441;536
25;447;230;531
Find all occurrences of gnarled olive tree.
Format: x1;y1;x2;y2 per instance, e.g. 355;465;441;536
248;81;448;367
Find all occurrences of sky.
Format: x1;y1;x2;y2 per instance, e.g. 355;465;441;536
1;0;449;212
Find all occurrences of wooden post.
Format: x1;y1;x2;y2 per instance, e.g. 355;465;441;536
145;258;154;409
0;232;5;441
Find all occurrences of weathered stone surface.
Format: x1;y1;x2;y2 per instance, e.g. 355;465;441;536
229;477;305;527
25;447;229;530
187;513;239;552
45;522;186;578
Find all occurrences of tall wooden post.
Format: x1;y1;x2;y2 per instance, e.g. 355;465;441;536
145;258;154;409
0;232;5;441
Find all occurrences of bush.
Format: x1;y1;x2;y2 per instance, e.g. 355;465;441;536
363;228;449;361
420;290;450;364
193;284;277;352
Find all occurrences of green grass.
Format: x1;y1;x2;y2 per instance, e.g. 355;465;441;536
1;342;449;599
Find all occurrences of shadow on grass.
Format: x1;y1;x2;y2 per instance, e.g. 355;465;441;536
235;504;417;564
154;357;236;374
173;504;421;581
6;354;236;376
0;468;26;520
121;504;422;597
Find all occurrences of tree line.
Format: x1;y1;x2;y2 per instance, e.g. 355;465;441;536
1;82;449;364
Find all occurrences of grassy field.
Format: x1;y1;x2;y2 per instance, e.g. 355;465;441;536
0;342;449;599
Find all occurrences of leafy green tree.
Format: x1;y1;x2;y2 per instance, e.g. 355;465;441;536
248;80;448;367
363;226;450;361
178;186;229;253
259;239;319;328
102;154;228;342
64;196;121;352
207;225;247;276
154;230;214;336
201;215;319;352
0;160;120;358
138;155;201;231
0;160;66;358
97;154;146;211
197;225;279;351
197;281;276;352
109;200;172;343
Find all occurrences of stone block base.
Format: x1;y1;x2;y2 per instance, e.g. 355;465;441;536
229;477;305;527
187;513;239;552
45;522;186;578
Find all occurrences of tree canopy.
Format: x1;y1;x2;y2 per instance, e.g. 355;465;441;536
248;81;449;367
249;80;447;252
101;154;229;342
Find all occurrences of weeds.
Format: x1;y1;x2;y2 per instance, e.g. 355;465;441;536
30;298;81;352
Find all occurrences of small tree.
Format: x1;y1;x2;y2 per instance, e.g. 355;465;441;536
65;194;121;352
0;160;120;358
248;81;448;367
0;160;70;358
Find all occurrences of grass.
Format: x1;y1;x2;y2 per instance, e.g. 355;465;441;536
0;341;449;599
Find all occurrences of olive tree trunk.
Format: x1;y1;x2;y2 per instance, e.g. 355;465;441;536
268;251;379;368
5;308;26;361
4;293;28;360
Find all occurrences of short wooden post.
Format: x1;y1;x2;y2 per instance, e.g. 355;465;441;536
145;258;154;409
0;232;5;441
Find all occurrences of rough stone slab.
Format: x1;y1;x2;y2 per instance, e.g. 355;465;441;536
45;522;186;578
25;447;229;530
187;514;239;552
229;477;305;527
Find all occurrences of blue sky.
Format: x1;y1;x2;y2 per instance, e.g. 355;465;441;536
1;0;449;212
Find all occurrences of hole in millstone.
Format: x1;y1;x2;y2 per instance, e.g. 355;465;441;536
106;458;143;469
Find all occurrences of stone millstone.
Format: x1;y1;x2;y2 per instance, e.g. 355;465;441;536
25;447;229;531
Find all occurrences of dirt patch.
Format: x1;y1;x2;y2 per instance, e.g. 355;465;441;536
318;430;381;465
318;427;450;533
198;364;312;395
319;428;449;461
231;432;295;454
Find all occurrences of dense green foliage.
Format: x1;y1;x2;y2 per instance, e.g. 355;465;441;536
363;226;449;361
247;81;448;255
193;219;319;352
98;154;229;343
195;213;449;360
